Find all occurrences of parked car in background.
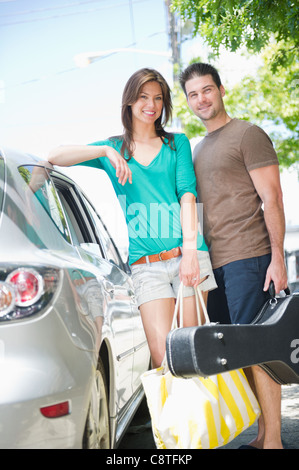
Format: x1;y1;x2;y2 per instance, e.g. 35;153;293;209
285;225;299;294
0;147;150;449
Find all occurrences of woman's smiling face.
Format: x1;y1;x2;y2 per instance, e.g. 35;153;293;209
131;81;164;126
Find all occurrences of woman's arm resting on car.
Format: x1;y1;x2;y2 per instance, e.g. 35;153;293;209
48;145;132;185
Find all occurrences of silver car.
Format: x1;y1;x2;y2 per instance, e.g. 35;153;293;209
0;147;150;449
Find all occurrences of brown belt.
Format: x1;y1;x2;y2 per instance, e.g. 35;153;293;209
132;247;182;266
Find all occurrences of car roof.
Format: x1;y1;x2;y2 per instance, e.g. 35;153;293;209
1;145;50;167
0;145;107;225
0;145;74;183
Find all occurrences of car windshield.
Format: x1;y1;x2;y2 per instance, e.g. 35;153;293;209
2;163;71;251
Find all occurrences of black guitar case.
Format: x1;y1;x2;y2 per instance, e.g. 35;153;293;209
166;284;299;384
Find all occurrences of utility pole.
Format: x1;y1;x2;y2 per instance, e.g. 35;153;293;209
164;0;181;83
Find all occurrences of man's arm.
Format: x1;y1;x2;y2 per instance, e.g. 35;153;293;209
249;164;288;294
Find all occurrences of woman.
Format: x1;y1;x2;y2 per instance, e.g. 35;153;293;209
48;68;216;368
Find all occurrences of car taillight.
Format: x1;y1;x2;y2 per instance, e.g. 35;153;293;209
6;268;43;307
0;266;60;322
0;282;15;318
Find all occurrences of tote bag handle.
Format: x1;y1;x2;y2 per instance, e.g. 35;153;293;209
171;282;210;330
162;283;210;372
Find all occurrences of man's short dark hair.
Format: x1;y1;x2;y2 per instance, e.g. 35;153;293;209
179;63;222;95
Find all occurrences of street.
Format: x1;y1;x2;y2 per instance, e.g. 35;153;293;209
119;397;155;449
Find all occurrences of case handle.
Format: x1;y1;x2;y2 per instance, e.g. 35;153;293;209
269;280;290;298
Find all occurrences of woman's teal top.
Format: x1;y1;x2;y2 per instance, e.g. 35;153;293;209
77;133;207;264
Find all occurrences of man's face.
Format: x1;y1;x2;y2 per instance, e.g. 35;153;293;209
185;74;225;123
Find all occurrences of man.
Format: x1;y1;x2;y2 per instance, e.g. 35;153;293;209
180;62;288;449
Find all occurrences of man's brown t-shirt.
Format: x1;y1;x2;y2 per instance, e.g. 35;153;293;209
193;119;279;269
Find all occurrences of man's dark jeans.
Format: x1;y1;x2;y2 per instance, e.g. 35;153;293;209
207;254;272;325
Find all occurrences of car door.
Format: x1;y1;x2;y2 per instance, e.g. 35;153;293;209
50;172;135;409
77;192;136;405
78;189;150;392
80;195;149;394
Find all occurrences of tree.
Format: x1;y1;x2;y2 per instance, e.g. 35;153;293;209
171;0;298;71
170;0;299;169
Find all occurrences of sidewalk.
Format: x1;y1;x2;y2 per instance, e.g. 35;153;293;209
120;383;299;449
222;383;299;449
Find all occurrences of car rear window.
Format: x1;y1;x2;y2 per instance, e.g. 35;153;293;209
16;164;72;249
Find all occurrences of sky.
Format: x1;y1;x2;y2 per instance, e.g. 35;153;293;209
1;0;298;250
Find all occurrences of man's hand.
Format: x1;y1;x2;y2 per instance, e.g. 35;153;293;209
264;255;288;294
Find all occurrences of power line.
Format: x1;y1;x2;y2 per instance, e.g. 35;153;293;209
0;0;149;27
0;0;112;17
3;31;167;90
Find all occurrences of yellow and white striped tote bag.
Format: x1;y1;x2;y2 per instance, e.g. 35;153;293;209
142;366;260;449
141;284;260;449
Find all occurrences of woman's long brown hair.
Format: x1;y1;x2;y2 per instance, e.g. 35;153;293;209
112;68;174;160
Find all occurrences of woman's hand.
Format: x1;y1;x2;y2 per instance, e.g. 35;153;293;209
106;146;132;185
180;193;200;286
179;250;200;287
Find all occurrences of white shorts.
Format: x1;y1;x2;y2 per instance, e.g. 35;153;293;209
131;250;217;307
